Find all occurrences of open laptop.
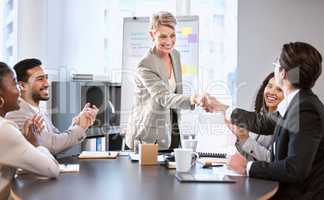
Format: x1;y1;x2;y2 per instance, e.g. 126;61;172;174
175;172;235;183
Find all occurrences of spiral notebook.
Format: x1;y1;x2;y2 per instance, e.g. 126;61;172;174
196;134;228;159
193;112;234;160
197;152;227;158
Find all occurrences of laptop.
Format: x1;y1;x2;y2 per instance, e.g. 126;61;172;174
175;172;236;183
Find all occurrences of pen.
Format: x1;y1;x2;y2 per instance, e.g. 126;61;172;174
202;163;224;168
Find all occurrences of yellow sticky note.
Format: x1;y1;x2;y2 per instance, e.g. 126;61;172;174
182;64;197;75
181;64;189;74
181;27;192;36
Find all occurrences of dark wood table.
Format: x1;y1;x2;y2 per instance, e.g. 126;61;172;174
12;156;278;200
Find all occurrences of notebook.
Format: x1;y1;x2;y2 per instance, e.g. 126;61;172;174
195;112;236;158
78;151;119;159
59;164;80;173
175;172;235;183
195;112;235;159
197;152;227;158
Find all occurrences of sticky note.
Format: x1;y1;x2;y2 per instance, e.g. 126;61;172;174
181;27;192;36
188;34;198;43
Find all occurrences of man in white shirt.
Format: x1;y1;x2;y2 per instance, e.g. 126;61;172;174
6;58;98;155
203;42;324;199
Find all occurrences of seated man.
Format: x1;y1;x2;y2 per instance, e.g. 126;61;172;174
6;58;98;155
203;42;324;199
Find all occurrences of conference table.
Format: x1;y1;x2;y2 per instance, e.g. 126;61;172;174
12;155;278;200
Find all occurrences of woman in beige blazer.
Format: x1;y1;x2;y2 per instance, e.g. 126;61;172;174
126;11;202;150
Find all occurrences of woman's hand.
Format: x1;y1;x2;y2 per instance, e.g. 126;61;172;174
22;114;44;146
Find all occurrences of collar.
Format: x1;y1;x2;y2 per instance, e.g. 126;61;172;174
19;97;41;113
277;89;300;117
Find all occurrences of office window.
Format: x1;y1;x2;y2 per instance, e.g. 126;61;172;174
1;0;17;65
189;0;238;153
0;0;3;60
190;0;237;103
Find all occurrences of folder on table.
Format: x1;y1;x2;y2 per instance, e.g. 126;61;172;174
78;151;119;159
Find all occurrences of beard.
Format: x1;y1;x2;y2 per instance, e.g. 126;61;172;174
31;91;50;102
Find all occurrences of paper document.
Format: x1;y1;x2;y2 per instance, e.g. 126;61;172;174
212;165;245;177
78;151;119;159
128;153;165;162
59;164;80;173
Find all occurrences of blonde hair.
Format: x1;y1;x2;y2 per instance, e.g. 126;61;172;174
149;11;177;31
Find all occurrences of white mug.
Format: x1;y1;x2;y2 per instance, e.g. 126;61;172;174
182;139;198;152
174;148;199;172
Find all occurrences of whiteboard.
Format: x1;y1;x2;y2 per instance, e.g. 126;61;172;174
120;16;199;130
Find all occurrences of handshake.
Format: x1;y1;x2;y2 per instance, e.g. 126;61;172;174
192;93;229;113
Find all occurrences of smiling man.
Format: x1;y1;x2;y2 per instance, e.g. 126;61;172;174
6;58;98;155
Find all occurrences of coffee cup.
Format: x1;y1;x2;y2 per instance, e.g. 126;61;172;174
174;148;199;172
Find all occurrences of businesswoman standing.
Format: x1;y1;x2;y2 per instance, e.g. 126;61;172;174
126;11;201;150
0;62;59;200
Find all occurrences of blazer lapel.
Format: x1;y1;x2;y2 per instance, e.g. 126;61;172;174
170;50;182;94
151;48;169;82
272;111;283;161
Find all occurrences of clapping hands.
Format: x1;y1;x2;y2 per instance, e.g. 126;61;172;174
73;103;99;129
23;114;45;147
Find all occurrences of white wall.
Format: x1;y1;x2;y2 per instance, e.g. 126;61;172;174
238;0;324;109
62;0;105;76
17;0;46;61
45;0;64;69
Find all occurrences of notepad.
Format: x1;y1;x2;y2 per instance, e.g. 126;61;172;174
78;151;119;159
59;164;80;173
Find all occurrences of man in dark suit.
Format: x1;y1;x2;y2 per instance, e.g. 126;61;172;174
203;42;324;199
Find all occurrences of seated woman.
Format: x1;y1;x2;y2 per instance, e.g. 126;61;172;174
0;62;60;200
227;72;284;161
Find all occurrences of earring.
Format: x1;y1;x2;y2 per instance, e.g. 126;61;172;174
0;96;4;108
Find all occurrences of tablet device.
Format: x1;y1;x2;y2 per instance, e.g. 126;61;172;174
175;172;236;183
